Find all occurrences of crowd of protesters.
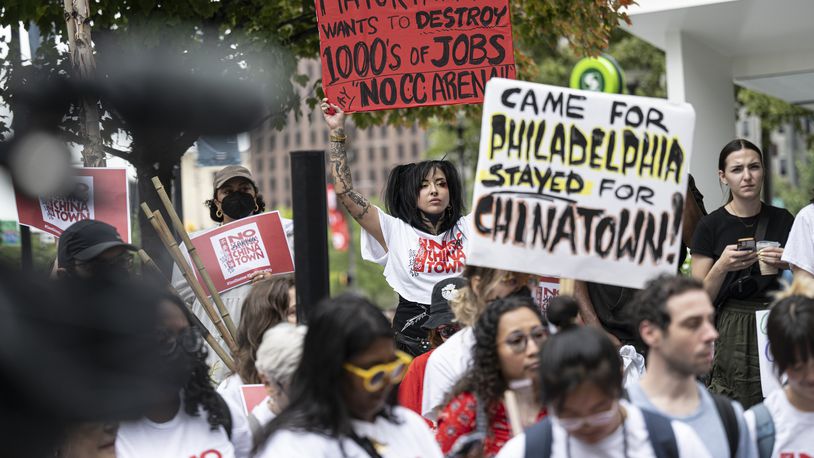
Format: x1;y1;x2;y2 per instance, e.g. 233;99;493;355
8;102;813;458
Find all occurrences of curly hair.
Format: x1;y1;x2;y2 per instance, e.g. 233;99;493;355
163;293;231;433
204;183;267;223
449;296;543;427
234;274;295;384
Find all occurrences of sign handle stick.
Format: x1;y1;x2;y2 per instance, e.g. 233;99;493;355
141;203;238;353
137;248;236;372
151;207;239;352
559;278;575;296
503;390;524;437
151;176;238;338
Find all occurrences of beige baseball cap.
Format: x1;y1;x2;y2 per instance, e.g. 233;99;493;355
214;165;254;189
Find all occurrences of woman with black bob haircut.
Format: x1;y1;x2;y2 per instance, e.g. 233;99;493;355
437;296;548;457
116;293;252;457
744;277;814;456
496;326;711;457
321;100;469;357
691;139;794;408
254;293;442;457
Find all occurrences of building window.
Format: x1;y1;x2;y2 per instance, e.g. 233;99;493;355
368;169;376;181
383;167;390;179
780;159;788;176
397;144;404;159
322;129;329;143
285;177;290;189
396;126;403;135
309;130;317;145
353;171;360;182
269;135;275;151
368;147;375;161
411;124;418;134
270;157;276;171
295;131;302;146
270;177;276;190
411;142;419;158
284;155;289;169
284;133;290;148
379;126;387;137
256;158;264;171
381;146;389;160
285;199;291;208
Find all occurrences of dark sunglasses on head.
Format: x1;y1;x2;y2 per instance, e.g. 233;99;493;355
436;323;461;339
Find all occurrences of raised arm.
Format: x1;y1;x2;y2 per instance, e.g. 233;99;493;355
320;99;386;250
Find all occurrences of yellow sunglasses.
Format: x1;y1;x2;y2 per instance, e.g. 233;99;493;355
343;351;413;392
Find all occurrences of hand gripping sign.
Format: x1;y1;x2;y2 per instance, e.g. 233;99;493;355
15;167;131;242
468;78;695;289
190;212;294;295
315;0;516;112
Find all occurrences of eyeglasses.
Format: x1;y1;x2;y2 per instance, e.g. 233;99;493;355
436;323;461;339
343;351;412;392
155;326;204;357
555;403;620;433
503;326;548;353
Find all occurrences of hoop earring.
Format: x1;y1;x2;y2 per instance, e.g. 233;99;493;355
216;208;223;218
254;201;260;213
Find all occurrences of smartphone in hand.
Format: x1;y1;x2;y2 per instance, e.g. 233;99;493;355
737;237;756;252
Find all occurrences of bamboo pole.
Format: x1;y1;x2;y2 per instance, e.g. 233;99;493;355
559;278;575;296
137;248;236;372
151;176;238;337
141;203;237;353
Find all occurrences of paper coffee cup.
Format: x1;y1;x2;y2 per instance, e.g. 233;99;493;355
757;241;781;275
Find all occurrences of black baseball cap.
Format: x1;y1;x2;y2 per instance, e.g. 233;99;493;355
423;277;469;330
58;219;137;266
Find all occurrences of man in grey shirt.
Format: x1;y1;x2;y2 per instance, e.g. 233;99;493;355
627;274;756;458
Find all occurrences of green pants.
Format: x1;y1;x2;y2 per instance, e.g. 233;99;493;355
708;298;767;409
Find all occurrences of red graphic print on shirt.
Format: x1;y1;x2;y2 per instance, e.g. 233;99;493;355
409;232;466;276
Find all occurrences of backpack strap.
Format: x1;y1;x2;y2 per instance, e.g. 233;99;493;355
214;393;233;441
710;393;739;458
640;409;679;458
524;417;553;458
751;403;775;458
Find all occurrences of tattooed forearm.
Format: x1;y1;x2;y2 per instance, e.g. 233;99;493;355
327;128;371;220
344;190;371;219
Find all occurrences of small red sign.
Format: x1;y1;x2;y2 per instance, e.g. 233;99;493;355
190;212;294;295
15;167;131;242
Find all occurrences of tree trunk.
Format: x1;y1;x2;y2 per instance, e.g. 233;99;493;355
136;162;176;275
63;0;106;167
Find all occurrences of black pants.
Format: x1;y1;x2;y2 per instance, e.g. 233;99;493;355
393;295;431;357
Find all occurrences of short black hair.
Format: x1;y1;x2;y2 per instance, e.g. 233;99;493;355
629;274;704;335
538;326;622;412
767;294;814;377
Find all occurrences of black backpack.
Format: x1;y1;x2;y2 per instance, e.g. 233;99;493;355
524;408;678;458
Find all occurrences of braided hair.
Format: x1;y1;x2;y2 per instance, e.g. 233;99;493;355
449;296;544;426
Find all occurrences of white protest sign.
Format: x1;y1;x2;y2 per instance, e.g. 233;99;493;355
469;78;695;288
756;309;783;397
39;176;96;231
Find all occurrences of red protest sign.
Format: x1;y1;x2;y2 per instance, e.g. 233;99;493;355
190;211;294;295
239;384;268;416
316;0;516;112
14;168;131;242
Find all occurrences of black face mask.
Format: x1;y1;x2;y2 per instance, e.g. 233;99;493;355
220;192;256;220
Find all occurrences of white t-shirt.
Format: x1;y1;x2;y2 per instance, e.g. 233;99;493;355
421;326;475;419
782;203;814;276
496;401;712;458
361;209;470;304
255;406;442;458
251;397;276;428
217;373;245;414
745;388;814;457
116;395;253;458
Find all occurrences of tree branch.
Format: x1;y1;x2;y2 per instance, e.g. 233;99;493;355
61;129;131;161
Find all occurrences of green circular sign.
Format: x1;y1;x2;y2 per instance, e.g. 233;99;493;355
570;55;625;94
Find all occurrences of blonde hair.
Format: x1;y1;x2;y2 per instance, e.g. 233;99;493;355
773;276;814;301
449;266;510;327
